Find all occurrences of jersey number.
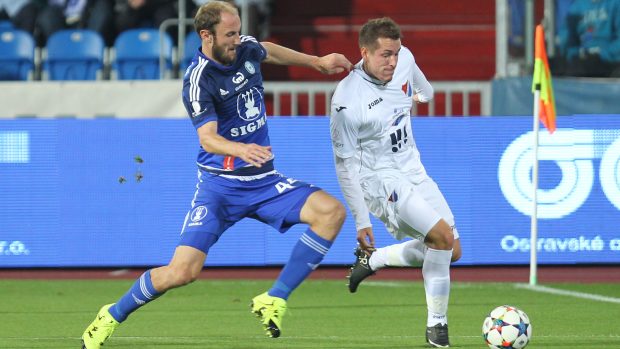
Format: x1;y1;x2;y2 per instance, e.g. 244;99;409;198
390;126;408;152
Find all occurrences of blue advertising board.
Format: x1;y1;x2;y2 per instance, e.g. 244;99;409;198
1;116;619;267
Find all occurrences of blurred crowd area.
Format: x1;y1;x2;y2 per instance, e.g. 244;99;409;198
1;0;618;80
0;0;273;47
509;0;620;78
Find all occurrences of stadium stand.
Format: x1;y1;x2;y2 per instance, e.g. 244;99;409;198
0;28;34;80
44;29;105;81
262;0;495;82
181;31;201;73
113;28;173;80
0;19;12;30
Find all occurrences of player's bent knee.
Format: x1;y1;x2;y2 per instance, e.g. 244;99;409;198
329;200;347;226
425;222;454;251
167;265;200;287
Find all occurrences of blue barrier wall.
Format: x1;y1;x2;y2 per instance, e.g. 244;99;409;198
1;116;619;267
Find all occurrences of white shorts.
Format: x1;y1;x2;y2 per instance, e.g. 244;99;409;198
361;172;458;241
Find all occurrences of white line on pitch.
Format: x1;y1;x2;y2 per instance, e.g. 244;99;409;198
515;283;620;304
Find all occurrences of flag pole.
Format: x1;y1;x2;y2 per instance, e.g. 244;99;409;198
530;24;557;286
530;90;540;286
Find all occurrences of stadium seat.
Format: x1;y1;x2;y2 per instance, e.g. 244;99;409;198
0;20;13;30
0;29;35;80
44;29;104;80
181;32;201;72
113;29;173;80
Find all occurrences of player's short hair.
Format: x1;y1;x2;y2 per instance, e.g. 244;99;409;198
194;0;239;35
358;17;402;51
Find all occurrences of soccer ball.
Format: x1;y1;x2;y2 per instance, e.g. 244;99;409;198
482;305;532;349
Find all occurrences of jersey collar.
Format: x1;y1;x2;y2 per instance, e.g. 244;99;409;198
197;47;238;71
354;60;389;86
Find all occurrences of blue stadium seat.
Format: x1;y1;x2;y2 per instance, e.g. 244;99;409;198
181;32;202;71
0;20;13;30
0;29;34;80
113;29;172;80
45;29;104;80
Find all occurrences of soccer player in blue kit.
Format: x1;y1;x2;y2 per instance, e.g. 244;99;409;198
80;2;352;348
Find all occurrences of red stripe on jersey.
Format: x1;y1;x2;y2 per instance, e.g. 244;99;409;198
223;156;235;170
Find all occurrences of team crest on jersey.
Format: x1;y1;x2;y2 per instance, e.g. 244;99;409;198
188;205;208;226
237;87;262;121
244;61;255;74
401;80;413;97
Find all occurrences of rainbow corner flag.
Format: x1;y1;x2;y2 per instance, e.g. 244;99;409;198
531;24;557;134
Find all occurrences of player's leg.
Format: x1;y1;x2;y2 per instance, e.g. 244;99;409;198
267;190;345;299
392;190;453;348
251;187;345;337
82;173;229;349
349;177;460;293
81;246;207;349
422;220;453;348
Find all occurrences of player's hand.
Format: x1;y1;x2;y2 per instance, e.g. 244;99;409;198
356;227;375;254
238;143;272;167
316;53;353;74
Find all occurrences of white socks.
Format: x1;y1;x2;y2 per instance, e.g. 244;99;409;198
423;248;452;326
367;241;452;327
368;239;427;270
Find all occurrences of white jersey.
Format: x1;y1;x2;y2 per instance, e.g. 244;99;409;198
330;46;434;231
331;46;432;178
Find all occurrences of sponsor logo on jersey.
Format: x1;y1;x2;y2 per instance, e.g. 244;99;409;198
236;87;262;121
230;115;266;137
219;88;229;96
392;114;406;126
232;72;245;84
368;97;383;109
335;106;347;112
244;61;255;74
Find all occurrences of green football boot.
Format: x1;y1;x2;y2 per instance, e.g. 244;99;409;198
250;292;287;338
81;304;119;348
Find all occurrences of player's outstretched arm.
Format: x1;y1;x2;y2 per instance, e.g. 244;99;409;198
197;121;272;168
261;41;352;74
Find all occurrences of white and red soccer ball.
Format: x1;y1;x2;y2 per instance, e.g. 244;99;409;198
482;305;532;349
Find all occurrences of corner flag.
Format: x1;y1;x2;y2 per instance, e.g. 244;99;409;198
532;24;556;134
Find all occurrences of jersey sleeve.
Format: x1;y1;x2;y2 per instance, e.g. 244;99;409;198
407;49;434;103
182;70;218;129
330;102;360;159
240;35;267;61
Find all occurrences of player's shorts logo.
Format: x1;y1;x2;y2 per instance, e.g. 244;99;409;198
190;205;208;223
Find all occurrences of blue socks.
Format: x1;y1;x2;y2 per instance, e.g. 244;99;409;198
268;229;333;300
108;269;162;322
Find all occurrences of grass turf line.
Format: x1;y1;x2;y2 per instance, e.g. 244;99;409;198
0;279;618;348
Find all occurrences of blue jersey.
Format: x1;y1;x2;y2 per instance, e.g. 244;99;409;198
182;35;273;176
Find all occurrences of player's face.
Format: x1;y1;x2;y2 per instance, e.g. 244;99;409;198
211;11;241;65
362;37;401;82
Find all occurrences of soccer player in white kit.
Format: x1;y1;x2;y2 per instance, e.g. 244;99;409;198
329;17;462;348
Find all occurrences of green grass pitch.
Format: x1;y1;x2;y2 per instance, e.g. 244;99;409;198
0;278;618;348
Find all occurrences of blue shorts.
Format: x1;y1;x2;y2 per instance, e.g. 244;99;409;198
178;170;321;253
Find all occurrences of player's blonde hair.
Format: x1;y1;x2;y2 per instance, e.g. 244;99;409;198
359;17;402;51
194;0;239;35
